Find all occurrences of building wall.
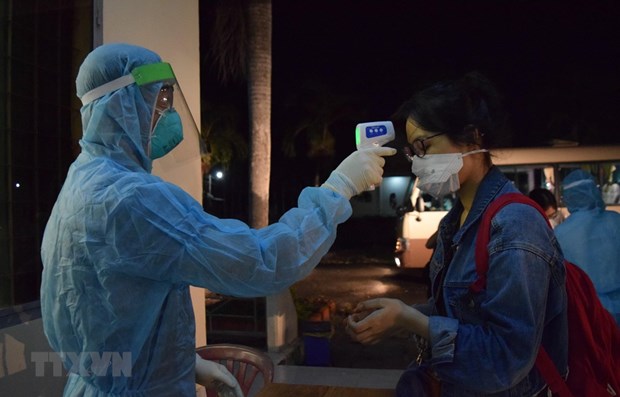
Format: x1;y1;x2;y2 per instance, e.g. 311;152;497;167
100;0;206;347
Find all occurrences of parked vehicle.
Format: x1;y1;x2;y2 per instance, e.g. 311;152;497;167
394;145;620;268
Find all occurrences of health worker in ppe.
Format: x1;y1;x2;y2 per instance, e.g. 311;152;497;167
554;169;620;324
40;43;396;397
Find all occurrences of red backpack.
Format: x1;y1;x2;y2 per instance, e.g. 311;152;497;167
471;193;620;397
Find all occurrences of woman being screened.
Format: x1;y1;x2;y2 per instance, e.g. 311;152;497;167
346;72;568;397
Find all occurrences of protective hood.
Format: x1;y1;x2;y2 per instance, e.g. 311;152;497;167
76;43;161;173
561;169;605;213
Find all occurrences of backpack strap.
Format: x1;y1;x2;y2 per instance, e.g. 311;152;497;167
470;193;550;294
535;346;574;396
472;192;574;397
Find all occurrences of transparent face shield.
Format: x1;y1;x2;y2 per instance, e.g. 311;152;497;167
80;62;205;168
151;84;174;128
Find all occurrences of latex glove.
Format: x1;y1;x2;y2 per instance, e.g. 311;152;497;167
321;147;397;199
195;354;243;397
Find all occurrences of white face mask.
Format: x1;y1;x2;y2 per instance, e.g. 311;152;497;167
410;149;488;198
548;210;565;229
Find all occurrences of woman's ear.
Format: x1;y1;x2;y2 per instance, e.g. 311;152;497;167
472;128;484;146
464;124;484;148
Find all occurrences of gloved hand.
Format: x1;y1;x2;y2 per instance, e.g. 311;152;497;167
195;354;243;397
322;146;397;199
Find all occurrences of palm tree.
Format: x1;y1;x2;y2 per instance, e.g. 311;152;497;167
208;0;271;228
201;100;249;171
209;0;298;354
281;80;357;186
246;0;272;228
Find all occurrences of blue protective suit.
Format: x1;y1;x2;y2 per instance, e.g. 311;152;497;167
554;169;620;324
40;44;352;396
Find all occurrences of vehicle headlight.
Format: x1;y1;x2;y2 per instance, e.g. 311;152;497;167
394;237;406;254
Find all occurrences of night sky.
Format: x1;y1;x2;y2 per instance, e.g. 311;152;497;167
271;1;620;145
200;1;620;215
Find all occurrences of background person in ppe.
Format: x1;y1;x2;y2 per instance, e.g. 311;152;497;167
40;43;395;397
554;169;620;324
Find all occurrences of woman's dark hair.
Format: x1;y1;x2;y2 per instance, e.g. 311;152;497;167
528;188;558;211
396;71;505;150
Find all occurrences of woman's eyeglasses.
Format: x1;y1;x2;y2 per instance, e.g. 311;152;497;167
403;132;445;161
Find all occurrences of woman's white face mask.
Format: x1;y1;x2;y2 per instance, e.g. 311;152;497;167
410;149;488;198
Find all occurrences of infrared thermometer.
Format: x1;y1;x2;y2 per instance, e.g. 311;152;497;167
355;121;395;149
355;121;395;190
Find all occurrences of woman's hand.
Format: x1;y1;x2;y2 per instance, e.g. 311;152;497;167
345;298;429;345
345;298;406;345
195;354;243;397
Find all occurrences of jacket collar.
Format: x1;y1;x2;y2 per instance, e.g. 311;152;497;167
441;166;512;245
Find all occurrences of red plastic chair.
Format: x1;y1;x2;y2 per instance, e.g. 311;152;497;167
196;343;274;397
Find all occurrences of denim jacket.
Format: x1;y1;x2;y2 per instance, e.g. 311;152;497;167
418;166;568;396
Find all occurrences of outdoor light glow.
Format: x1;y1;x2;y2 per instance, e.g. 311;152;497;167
370;281;390;294
382;176;409;191
215;171;224;179
15;183;20;188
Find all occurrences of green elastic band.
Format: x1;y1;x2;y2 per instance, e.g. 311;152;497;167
131;62;176;86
